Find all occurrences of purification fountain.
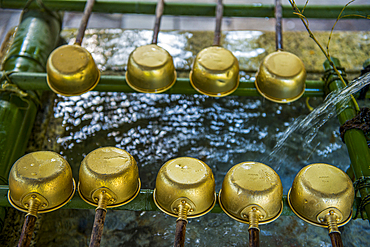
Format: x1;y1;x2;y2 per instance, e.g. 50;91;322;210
0;0;369;246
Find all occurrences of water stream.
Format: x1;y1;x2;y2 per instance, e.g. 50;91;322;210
266;72;370;171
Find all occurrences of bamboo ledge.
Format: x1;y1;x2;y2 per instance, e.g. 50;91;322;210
6;72;326;97
0;186;365;219
0;1;369;19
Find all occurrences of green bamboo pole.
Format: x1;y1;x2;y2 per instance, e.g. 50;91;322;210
7;72;325;97
0;10;61;231
0;0;369;19
323;57;370;222
0;186;364;219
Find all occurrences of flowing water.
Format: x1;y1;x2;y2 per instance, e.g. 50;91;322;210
266;72;370;171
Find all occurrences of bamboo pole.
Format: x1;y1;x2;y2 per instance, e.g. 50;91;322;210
0;9;61;232
6;72;327;97
323;57;370;222
1;1;368;19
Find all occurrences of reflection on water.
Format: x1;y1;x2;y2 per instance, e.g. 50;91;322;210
31;90;367;246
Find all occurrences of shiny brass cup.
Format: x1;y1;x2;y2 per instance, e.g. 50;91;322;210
46;44;101;96
78;147;141;208
126;44;176;93
219;162;283;226
190;46;239;97
288;163;354;228
255;50;306;103
8;151;75;215
153;157;216;219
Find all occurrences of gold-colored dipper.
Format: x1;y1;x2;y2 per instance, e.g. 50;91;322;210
153;157;216;247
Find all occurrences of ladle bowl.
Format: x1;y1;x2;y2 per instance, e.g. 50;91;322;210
8;151;75;213
78;147;140;208
287;163;354;227
255;50;306;103
219;161;283;224
126;44;176;93
46;44;100;96
190;46;239;97
153;157;216;218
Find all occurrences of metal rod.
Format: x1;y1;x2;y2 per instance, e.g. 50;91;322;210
5;72;326;97
248;228;260;247
89;209;107;247
213;0;223;46
329;232;343;247
1;1;368;19
275;0;283;50
174;219;187;247
151;0;164;44
75;0;96;46
17;215;37;247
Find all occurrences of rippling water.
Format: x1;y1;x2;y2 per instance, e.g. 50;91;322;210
29;91;367;246
1;30;370;246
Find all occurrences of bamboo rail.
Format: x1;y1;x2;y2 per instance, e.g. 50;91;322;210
1;1;369;19
0;186;365;219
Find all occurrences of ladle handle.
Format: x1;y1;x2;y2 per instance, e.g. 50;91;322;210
17;215;37;247
275;0;283;50
152;0;165;44
213;0;223;46
89;208;107;247
329;232;343;247
248;228;260;247
75;0;96;46
174;219;187;247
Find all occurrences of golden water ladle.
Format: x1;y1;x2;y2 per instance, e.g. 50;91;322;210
8;151;75;247
78;147;141;247
126;0;176;93
288;163;354;247
255;0;306;103
46;0;100;96
219;162;283;247
153;157;216;247
189;0;239;97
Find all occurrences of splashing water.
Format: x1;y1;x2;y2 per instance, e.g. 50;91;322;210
266;72;370;171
